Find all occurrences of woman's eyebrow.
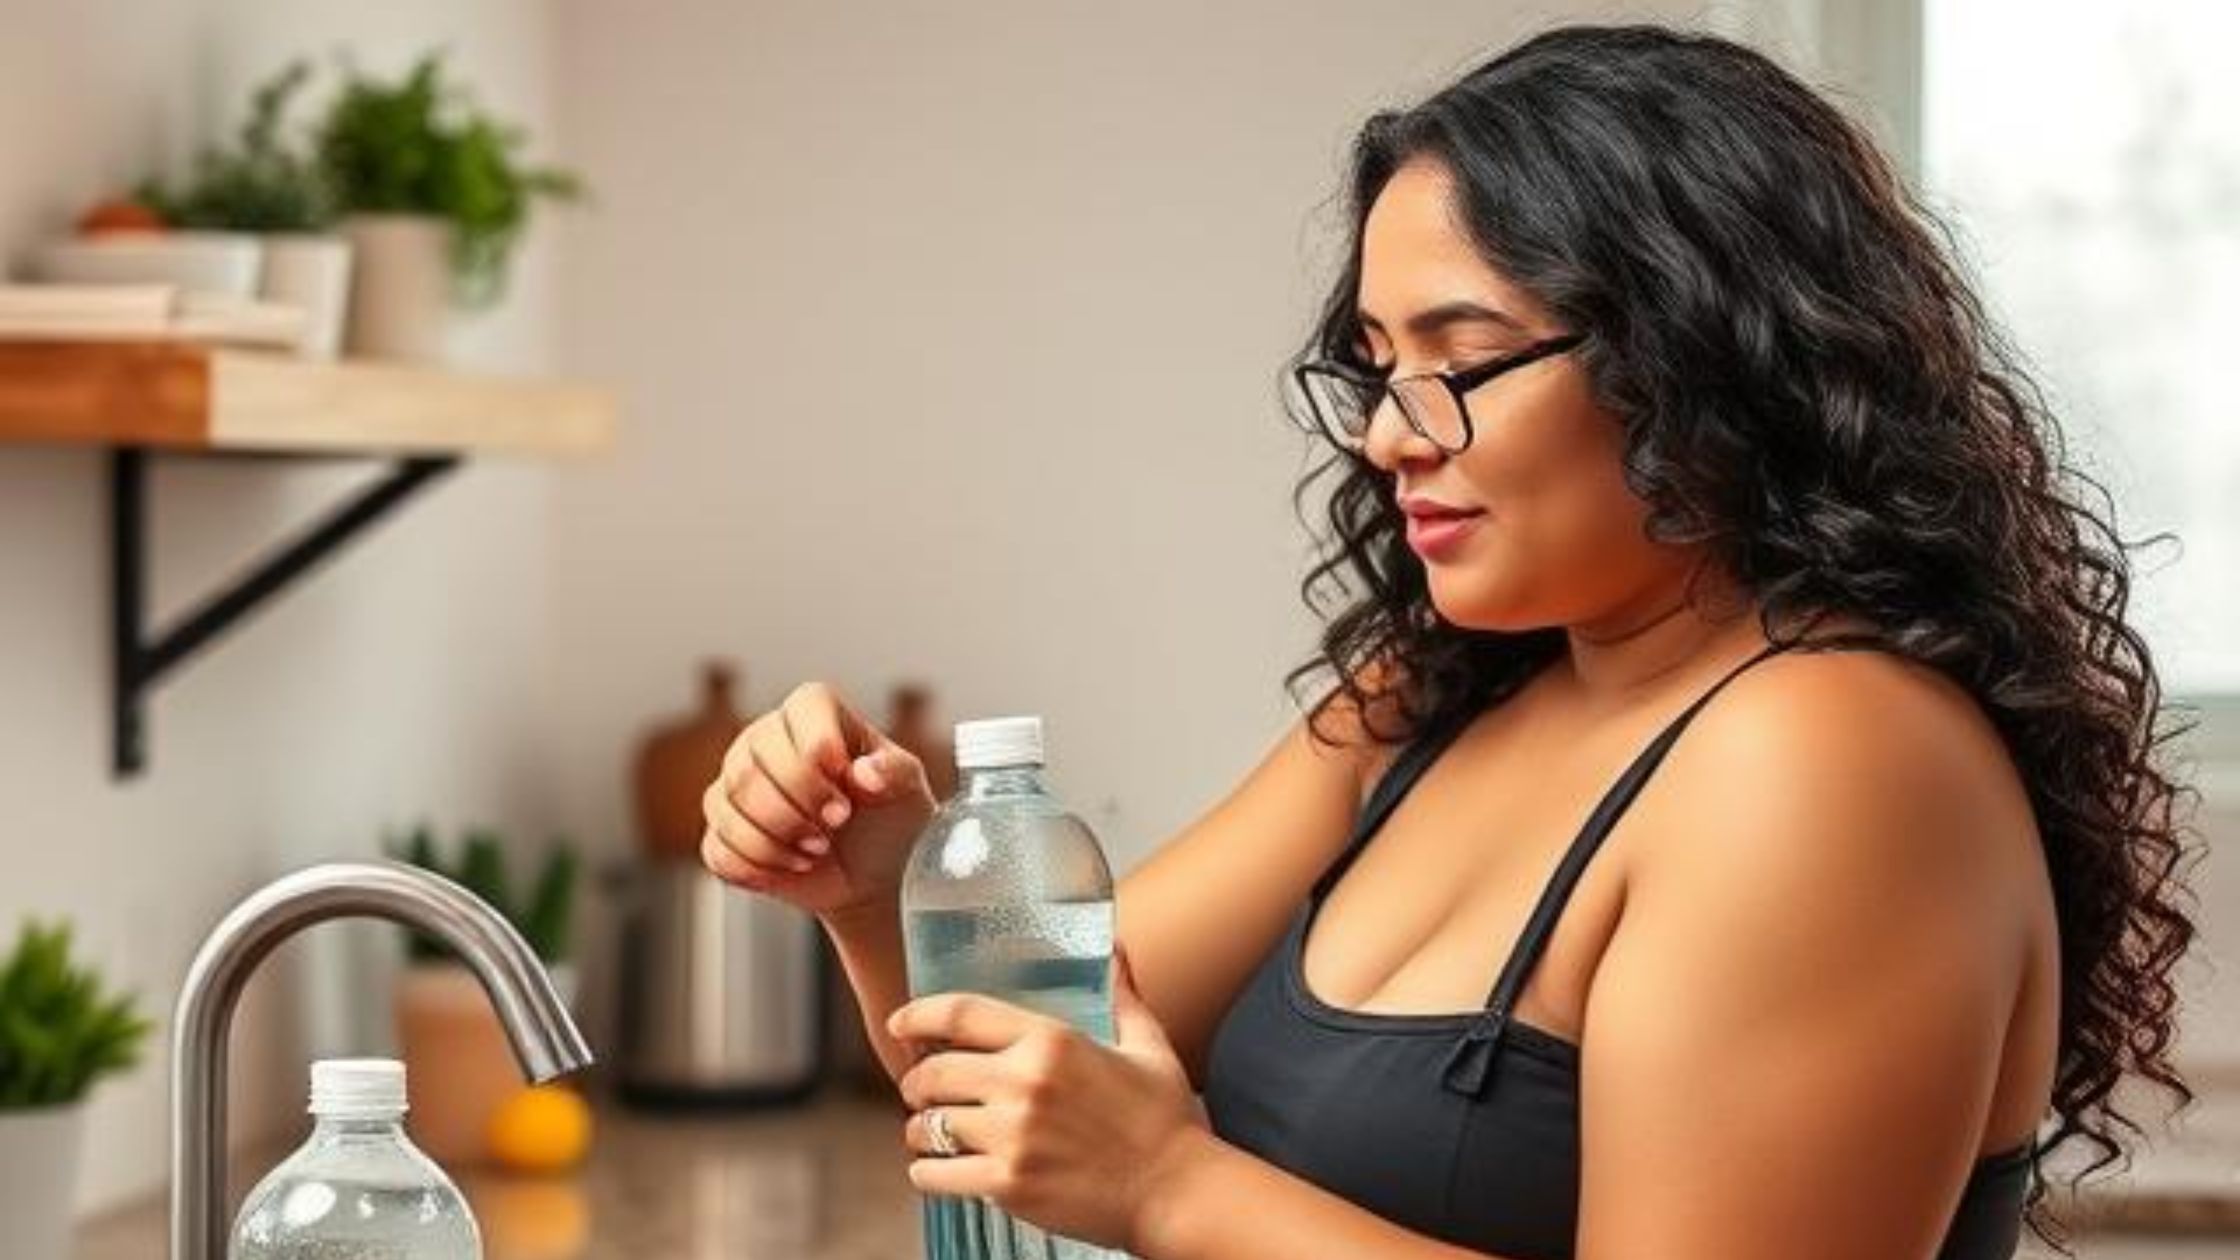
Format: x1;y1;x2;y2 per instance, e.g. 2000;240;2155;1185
1357;300;1528;338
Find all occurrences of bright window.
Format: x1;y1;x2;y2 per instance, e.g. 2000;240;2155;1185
1924;2;2240;694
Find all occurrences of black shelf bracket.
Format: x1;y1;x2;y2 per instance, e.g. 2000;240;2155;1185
110;447;461;778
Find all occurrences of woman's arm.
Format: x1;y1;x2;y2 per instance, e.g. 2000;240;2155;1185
1572;652;2041;1259
821;898;919;1082
1117;706;1377;1079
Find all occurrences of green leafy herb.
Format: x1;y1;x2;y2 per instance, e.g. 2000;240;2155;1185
316;52;585;306
138;60;333;232
389;824;579;966
0;921;151;1110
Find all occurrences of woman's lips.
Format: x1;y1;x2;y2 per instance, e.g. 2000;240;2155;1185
1404;509;1484;558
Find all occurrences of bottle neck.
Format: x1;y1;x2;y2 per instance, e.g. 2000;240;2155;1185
958;763;1048;801
309;1111;408;1140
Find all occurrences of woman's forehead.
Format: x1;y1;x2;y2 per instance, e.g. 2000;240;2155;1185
1357;159;1548;337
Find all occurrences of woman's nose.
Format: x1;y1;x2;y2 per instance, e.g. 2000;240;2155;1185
1361;392;1442;472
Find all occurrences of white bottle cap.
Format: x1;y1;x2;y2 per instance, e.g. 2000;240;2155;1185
954;716;1045;770
309;1058;408;1117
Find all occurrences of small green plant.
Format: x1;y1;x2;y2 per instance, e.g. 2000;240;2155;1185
137;61;333;232
316;53;585;306
0;921;151;1110
391;824;579;966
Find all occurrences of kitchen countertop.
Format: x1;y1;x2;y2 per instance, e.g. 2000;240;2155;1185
75;1086;920;1260
72;1079;2240;1259
2033;1071;2240;1237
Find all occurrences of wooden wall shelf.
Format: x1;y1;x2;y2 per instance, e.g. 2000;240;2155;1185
0;338;616;777
0;339;612;455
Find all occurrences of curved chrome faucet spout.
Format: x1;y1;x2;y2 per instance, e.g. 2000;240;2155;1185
170;860;594;1260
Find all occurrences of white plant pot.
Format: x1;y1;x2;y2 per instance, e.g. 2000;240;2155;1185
341;213;454;363
259;233;354;360
31;231;264;295
0;1102;87;1260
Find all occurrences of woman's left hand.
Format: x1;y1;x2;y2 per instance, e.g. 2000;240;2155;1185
889;949;1211;1252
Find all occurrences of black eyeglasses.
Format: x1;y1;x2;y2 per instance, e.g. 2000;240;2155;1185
1288;333;1585;454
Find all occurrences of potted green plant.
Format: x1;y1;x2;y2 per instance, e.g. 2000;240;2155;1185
0;921;151;1260
389;824;578;1164
315;53;585;362
138;61;354;358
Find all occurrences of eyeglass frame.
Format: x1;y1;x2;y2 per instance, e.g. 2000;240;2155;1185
1290;332;1587;454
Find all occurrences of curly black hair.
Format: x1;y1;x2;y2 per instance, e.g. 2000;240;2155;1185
1282;23;2199;1250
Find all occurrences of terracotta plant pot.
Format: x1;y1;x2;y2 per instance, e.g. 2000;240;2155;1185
394;960;576;1167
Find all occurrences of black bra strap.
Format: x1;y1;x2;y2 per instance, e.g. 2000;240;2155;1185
1476;640;1795;1015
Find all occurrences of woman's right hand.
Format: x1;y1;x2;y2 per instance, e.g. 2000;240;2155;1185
701;681;939;921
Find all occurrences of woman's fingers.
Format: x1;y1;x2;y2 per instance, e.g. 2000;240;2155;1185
778;684;872;826
736;758;832;858
701;679;939;907
847;744;926;804
738;720;835;839
904;1103;1004;1162
784;683;928;809
701;827;788;887
702;780;814;875
781;682;867;771
906;1152;1008;1200
897;1048;1005;1110
894;1053;1023;1201
890;993;1050;1054
849;752;891;795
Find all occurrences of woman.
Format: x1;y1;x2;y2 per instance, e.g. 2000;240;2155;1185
699;23;2196;1260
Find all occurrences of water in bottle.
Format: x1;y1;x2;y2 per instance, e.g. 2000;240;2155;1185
902;715;1128;1260
231;1058;480;1260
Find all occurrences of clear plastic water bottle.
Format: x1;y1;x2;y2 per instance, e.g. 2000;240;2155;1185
231;1058;480;1260
902;715;1127;1260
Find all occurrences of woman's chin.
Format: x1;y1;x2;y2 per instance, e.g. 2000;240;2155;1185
1425;579;1543;635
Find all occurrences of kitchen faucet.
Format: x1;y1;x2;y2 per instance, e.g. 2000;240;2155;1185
169;860;594;1260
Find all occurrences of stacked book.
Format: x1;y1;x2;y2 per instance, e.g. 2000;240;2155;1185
0;284;306;349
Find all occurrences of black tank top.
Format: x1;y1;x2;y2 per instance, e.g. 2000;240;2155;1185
1202;643;2033;1260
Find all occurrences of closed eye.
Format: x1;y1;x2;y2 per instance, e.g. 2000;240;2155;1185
1340;345;1506;381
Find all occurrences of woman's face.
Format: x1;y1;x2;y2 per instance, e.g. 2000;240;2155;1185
1354;158;1696;634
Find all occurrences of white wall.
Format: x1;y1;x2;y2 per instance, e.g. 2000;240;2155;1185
541;0;1698;875
0;0;565;1216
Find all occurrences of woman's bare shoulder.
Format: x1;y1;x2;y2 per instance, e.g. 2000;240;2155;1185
1635;643;2039;906
1696;644;2017;781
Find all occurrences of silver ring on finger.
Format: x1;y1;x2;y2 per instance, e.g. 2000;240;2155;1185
925;1105;961;1158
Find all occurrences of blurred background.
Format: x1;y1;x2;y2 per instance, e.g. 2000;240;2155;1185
0;2;2231;1258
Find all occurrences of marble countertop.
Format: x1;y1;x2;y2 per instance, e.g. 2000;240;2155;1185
75;1085;920;1260
71;1077;2240;1258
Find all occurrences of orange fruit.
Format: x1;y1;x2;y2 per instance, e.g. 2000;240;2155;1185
77;199;167;235
484;1084;593;1175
